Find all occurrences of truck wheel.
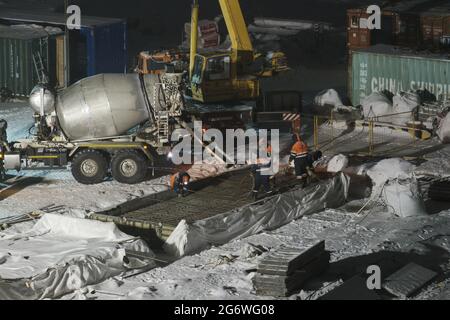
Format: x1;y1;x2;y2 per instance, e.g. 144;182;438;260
71;149;108;184
111;150;148;184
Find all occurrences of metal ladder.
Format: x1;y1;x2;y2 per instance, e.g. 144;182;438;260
157;111;170;144
32;51;49;84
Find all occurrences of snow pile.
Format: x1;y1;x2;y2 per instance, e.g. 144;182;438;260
437;112;450;143
361;92;393;119
0;214;153;299
392;92;420;126
314;89;353;112
367;158;426;218
326;154;349;173
362;91;419;126
164;173;349;257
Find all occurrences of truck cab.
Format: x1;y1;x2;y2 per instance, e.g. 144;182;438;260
190;53;259;103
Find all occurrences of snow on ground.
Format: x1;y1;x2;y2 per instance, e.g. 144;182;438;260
0;214;153;300
2;102;450;300
62;205;450;300
0;176;169;219
0;102;34;141
0;102;170;219
308;119;450;179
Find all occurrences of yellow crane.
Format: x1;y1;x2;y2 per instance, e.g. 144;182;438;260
136;0;288;104
189;0;288;103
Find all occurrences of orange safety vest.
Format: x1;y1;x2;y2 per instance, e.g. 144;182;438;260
170;172;190;190
170;174;177;190
291;135;308;158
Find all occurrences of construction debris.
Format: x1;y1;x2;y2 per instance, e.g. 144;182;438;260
382;263;438;299
253;241;329;297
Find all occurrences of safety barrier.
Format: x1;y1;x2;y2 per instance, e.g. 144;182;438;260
308;110;432;157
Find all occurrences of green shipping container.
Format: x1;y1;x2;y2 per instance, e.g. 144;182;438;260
0;25;60;97
349;44;450;106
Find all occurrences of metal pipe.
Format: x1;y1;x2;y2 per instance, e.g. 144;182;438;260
189;0;199;80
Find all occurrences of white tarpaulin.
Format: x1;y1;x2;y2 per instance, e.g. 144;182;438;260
367;158;426;218
437;112;450;144
0;214;153;299
164;173;349;257
392;92;420;126
314;89;353;112
327;154;349;173
382;178;426;218
361;92;392;119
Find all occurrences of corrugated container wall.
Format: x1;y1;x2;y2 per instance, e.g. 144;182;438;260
349;46;450;106
421;14;450;49
0;30;57;97
70;21;127;84
84;21;127;76
347;8;420;51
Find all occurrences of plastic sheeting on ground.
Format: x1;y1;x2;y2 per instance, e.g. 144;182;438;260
164;173;350;257
437;112;450;144
0;214;153;300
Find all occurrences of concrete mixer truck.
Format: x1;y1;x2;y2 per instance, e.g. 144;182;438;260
0;73;254;185
0;0;292;185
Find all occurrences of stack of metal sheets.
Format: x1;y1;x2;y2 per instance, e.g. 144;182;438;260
253;240;329;297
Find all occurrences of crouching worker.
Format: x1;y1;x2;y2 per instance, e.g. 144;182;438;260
252;142;273;200
170;171;191;197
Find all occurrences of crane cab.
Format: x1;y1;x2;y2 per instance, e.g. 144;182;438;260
190;53;259;103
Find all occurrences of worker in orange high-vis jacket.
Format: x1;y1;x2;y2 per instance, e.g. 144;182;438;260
170;171;191;197
289;134;309;182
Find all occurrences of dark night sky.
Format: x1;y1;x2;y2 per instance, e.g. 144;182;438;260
0;0;382;61
62;0;381;48
2;1;383;31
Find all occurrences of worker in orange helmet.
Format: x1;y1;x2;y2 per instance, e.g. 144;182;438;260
170;171;191;197
289;134;309;184
251;138;273;200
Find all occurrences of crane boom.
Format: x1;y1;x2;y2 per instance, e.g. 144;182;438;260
189;0;200;79
218;0;253;58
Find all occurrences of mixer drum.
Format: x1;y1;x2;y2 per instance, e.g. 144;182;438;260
55;73;152;141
